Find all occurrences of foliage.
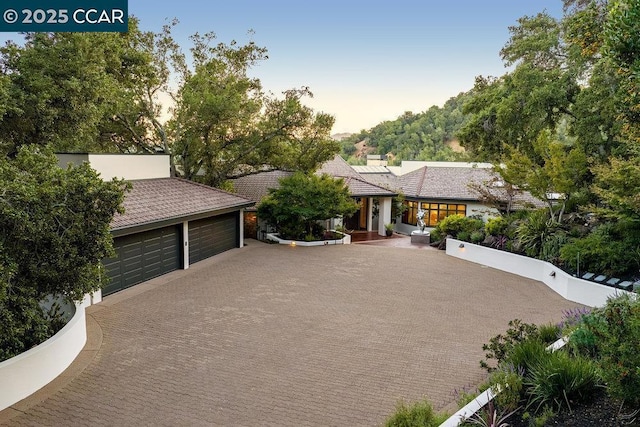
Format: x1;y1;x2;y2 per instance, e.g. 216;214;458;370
505;339;549;377
525;350;601;412
470;230;485;244
384;399;449;427
514;209;560;258
559;220;640;277
480;319;540;372
588;293;640;405
484;217;509;237
463;400;518;427
342;92;472;163
257;172;358;240
435;214;483;239
489;364;524;412
0;22;338;187
537;323;561;344
0;146;127;361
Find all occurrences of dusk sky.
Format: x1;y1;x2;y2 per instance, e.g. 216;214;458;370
1;1;565;133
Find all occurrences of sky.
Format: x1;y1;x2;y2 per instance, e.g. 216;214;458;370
1;1;565;134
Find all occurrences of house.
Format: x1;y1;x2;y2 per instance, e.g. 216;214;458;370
57;154;254;296
231;155;397;238
354;161;544;234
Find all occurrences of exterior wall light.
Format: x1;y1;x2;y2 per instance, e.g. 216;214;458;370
458;243;465;248
549;271;556;277
290;241;296;247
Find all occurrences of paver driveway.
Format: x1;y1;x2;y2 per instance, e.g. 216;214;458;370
2;241;584;426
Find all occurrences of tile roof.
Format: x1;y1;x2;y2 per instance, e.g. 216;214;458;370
230;155;396;203
111;178;254;230
231;170;293;209
394;166;544;207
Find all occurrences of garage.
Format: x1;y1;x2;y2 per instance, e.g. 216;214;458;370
189;213;238;264
102;225;182;296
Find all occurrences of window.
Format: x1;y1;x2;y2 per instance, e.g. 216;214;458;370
402;201;466;226
402;200;418;225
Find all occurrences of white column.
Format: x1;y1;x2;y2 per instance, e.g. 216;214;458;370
367;197;373;232
378;197;392;236
183;221;189;269
239;209;245;248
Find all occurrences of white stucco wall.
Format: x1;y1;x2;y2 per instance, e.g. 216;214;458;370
87;154;170;180
446;238;631;307
0;302;86;411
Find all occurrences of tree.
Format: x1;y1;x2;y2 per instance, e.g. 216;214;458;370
257;172;358;240
0;146;127;361
171;31;339;188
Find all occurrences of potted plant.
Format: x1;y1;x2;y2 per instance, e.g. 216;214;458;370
385;223;394;237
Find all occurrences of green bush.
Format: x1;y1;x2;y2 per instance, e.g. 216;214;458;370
505;339;548;376
526;350;600;412
436;214;483;238
457;231;471;242
537;323;561;345
485;216;509;236
470;230;485;243
559;220;640;277
489;365;524;412
590;294;640;405
385;399;449;427
515;209;559;258
480;319;540;372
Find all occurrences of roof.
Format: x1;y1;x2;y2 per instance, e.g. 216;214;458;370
351;165;392;174
341;176;397;197
395;166;544;207
231;170;293;208
230;155;396;203
111;178;254;231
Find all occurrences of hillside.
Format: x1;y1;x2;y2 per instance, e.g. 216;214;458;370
340;91;472;165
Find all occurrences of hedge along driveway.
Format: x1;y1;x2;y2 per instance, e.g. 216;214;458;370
1;242;583;426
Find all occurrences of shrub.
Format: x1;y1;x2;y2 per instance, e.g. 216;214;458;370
559;220;640;277
457;231;471;242
436;214;483;238
590;293;640;405
515;209;559;258
537;323;561;345
485;216;509;237
526;350;600;412
385;399;449;427
505;339;548;376
489;364;525;412
470;230;485;244
480;319;539;372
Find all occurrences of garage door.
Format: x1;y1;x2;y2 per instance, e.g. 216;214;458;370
189;213;238;264
102;225;181;296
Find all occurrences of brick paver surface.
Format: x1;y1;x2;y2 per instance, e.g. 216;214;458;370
2;241;584;426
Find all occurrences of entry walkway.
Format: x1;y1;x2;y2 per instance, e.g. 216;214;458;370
1;242;582;426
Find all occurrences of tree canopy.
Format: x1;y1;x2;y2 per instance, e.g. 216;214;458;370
257;172;358;240
0;21;339;187
0;146;127;360
340;91;472;164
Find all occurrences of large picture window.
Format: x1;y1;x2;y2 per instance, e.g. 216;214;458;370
401;201;466;227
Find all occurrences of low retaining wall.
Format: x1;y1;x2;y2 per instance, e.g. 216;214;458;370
0;301;87;411
266;231;351;246
445;238;630;308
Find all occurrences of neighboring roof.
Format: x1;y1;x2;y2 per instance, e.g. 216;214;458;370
316;155;361;179
351;165;392;174
111;178;254;232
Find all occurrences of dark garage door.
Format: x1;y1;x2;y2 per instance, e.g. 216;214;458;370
103;225;181;296
189;213;238;264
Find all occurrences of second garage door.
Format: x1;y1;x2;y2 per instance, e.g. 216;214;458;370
189;213;238;264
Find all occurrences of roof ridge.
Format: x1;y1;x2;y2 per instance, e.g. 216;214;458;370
415;166;428;196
